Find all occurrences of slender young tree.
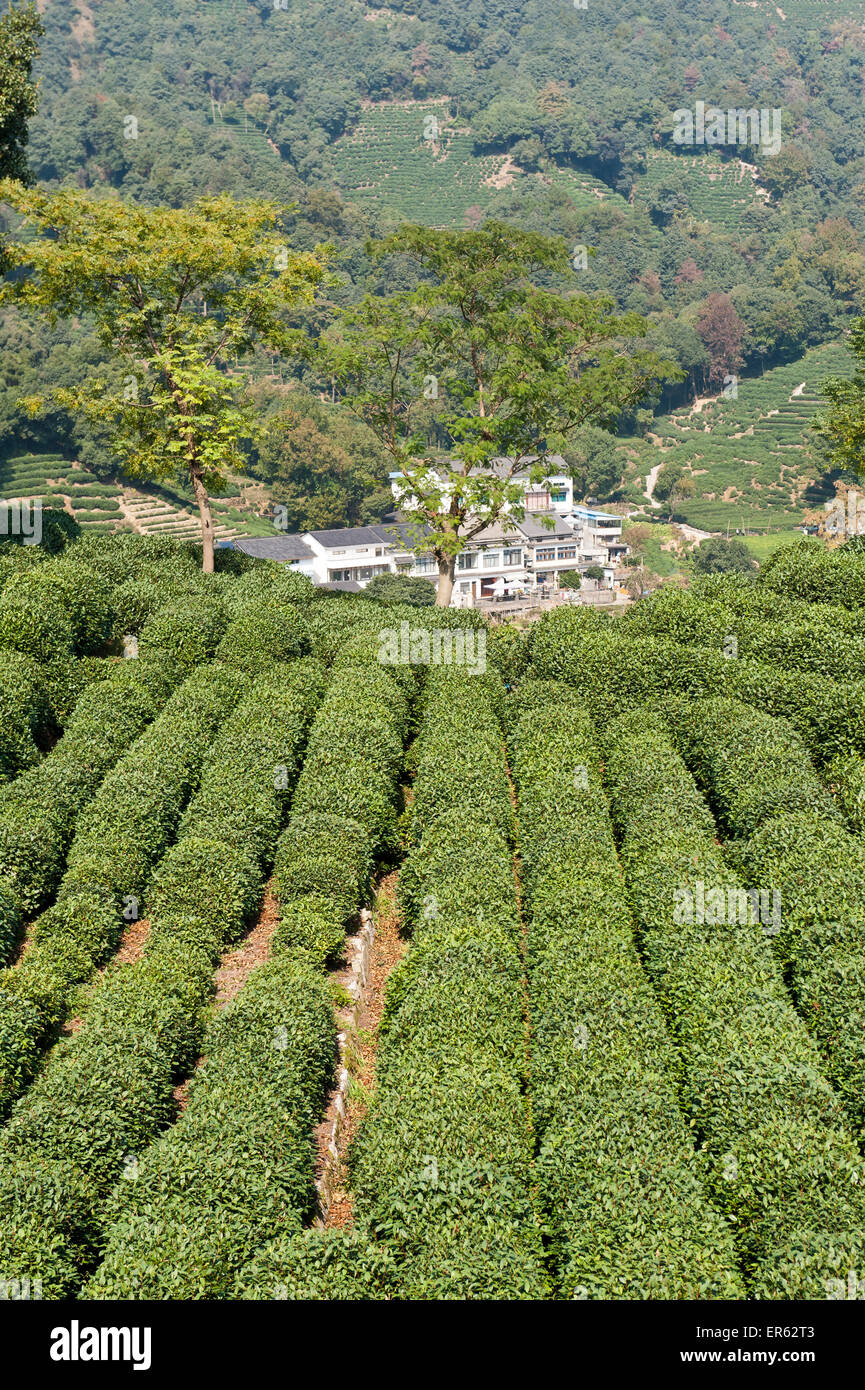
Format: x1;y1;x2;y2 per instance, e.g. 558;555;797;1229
0;186;323;570
316;221;679;605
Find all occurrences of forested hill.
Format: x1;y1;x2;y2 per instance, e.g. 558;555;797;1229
24;1;865;359
28;0;865;213
5;0;865;536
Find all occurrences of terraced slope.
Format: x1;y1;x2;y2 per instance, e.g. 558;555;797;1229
624;341;854;531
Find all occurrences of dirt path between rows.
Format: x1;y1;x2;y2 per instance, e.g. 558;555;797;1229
317;868;407;1228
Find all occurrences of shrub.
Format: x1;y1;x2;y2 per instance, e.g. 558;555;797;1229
670;696;838;837
0;885;21;964
139;599;228;671
828;753;865;835
0;654;182;918
232;1228;397;1300
270;897;346;967
602;710;865;1290
746;810;865;1139
289;665;408;855
509;698;743;1298
362;572;436;606
274;814;373;923
215;598;309;672
350;669;548;1299
85;956;336;1300
0;649;46;782
0;573;74;661
0;659;327;1293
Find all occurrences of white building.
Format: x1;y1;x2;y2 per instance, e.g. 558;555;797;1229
231;499;625;602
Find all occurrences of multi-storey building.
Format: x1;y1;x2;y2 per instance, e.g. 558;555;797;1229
231;501;625;601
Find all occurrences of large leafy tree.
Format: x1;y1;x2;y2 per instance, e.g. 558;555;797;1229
0;3;42;186
0;186;323;570
317;221;678;605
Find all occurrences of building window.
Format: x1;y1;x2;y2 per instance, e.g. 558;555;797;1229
557;546;577;560
457;552;477;570
482;552;501;568
550;491;568;503
526;491;550;509
503;548;522;565
414;557;435;573
536;548;556;562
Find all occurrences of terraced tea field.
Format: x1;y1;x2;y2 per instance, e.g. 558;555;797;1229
1;527;864;1302
624;341;854;532
635;149;767;229
329;100;626;225
0;454;273;540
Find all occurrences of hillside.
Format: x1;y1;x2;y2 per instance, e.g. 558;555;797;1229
622;340;855;531
0;452;279;540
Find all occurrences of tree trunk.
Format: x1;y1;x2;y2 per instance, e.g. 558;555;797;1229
191;468;216;574
435;555;456;608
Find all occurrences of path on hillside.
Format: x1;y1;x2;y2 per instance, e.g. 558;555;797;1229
644;461;663;508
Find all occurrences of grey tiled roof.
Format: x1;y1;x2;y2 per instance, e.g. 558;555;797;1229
233;535;314;561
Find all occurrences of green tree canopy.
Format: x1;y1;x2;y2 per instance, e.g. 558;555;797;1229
690;536;757;575
316;220;678;604
0;185;323;570
0;3;42;186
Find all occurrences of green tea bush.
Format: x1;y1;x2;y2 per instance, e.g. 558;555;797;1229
215;598;309;672
0;573;74;661
85;956;336;1299
0;653;181;919
747;810;865;1139
0;885;21;964
828;753;865;835
139;599;229;671
350;668;548;1299
603;710;865;1291
671;697;838;837
531;618;726;716
233;1228;397;1300
408;668;513;844
758;539;865;608
0;649;47;782
289;664;408;855
0;661;326;1294
509;697;743;1299
0;663;246;1116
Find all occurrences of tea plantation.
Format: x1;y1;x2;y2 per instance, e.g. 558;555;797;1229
0;519;863;1300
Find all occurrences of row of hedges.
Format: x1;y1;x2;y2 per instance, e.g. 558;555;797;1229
85;956;335;1300
0;648;51;783
828;754;865;835
92;651;411;1298
622;583;865;683
0;559;114;661
348;668;548;1299
508;680;743;1299
530;610;865;764
0;654;181;924
268;650;413;974
602;710;865;1297
0;661;247;1116
0;660;327;1298
667;697;865;1139
758;537;865;609
670;697;839;839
